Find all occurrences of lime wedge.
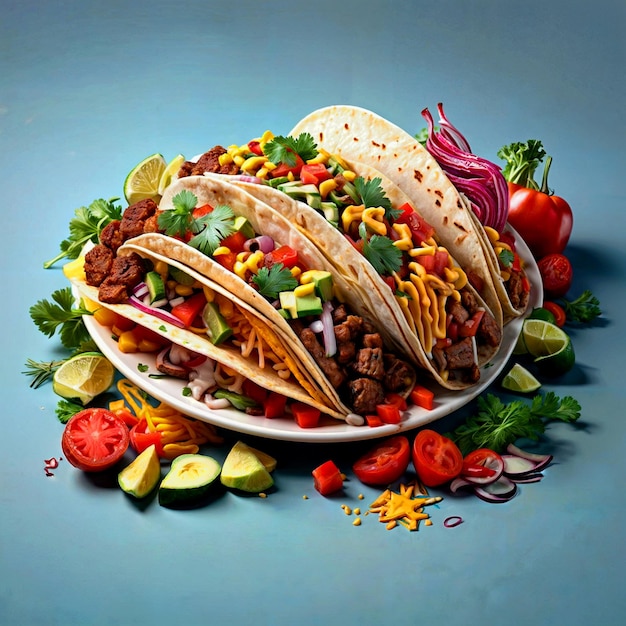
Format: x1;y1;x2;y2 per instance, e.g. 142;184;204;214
118;444;161;498
502;363;542;393
52;352;115;405
220;441;274;493
158;153;185;195
123;153;167;205
521;319;575;376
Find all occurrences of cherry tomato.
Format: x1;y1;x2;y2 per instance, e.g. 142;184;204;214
412;429;463;487
62;408;130;472
461;448;503;478
537;253;573;299
542;301;567;327
352;436;411;486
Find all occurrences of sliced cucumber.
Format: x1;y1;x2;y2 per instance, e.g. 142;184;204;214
158;454;222;507
145;271;166;303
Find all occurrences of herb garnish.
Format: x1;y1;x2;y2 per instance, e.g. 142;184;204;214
448;392;582;455
358;222;402;275
252;264;298;300
558;290;602;324
157;191;236;256
263;133;318;165
44;198;123;269
354;177;402;222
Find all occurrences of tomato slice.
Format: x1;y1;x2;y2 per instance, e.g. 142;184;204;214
412;429;463;487
461;448;503;478
62;408;130;472
352;435;410;486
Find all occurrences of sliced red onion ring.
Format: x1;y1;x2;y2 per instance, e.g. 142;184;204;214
501;454;541;478
128;295;185;328
460;453;504;486
444;516;464;528
510;473;544;484
474;476;518;503
506;443;553;472
309;320;324;334
244;235;275;253
449;477;476;493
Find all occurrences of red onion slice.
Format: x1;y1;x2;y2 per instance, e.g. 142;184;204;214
244;235;275;253
320;300;336;357
128;295;186;328
474;476;518;503
506;443;553;472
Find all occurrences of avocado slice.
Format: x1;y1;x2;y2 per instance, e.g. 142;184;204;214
279;290;298;319
202;302;233;345
296;293;323;317
300;270;334;302
233;215;255;239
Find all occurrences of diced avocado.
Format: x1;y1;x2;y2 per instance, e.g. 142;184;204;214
168;265;196;286
341;180;361;204
145;271;166;303
320;201;339;225
158;454;222;507
279;290;298;319
233;215;255;239
296;293;323;317
300;270;334;302
202;302;233;345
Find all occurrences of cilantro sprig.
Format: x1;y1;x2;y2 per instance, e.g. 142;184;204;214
263;133;318;165
558;290;602;324
353;177;402;222
448;392;582;455
44;198;123;269
157;191;236;257
252;264;298;300
358;222;402;276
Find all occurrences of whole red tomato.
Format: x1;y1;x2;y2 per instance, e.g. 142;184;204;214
507;182;573;259
537;253;573;299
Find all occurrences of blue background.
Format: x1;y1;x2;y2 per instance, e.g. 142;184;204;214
2;1;625;625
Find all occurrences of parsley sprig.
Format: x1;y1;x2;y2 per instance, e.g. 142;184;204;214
157;191;236;256
448;392;581;455
558;290;602;324
263;133;318;165
44;198;122;269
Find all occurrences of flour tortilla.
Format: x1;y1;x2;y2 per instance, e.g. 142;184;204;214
290;104;526;322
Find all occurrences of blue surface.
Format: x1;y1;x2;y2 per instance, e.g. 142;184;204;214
2;1;625;625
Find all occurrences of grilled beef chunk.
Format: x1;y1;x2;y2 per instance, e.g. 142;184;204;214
507;271;529;311
97;252;146;304
178;146;241;177
98;281;130;304
478;309;502;347
443;337;475;370
298;327;347;389
349;378;385;415
383;355;416;392
448;299;470;325
119;199;158;240
99;220;124;252
84;244;114;286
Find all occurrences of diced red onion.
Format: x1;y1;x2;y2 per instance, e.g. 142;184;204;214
421;104;509;233
228;174;263;184
128;295;186;328
133;282;149;299
151;297;168;309
169;296;185;308
320;300;336;357
244;235;275;253
309;320;324;334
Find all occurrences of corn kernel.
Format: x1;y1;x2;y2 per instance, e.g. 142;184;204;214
233;155;245;166
218;153;233;167
174;284;194;297
241;155;267;173
353;517;362;526
342;170;357;182
319;178;337;199
294;283;315;298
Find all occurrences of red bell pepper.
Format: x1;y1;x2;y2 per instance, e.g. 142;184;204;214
312;460;344;495
498;140;573;259
292;402;321;428
263;392;287;419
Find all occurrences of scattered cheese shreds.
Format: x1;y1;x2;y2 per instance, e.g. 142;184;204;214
368;481;443;531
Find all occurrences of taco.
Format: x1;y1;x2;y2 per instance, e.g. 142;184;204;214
74;185;420;422
151;174;500;390
72;243;345;420
289;104;531;322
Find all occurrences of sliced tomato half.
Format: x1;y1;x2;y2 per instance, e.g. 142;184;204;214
352;435;410;486
62;408;130;472
412;429;463;487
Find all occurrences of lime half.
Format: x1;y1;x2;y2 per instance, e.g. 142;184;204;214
522;319;575;376
123;153;167;205
158;153;185;195
502;363;542;393
52;352;115;405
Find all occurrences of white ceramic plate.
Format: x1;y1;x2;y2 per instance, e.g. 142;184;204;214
84;231;541;443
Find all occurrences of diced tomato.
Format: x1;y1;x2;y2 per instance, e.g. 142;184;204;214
395;204;435;245
375;403;402;424
300;163;332;185
381;275;396;292
461;449;503;478
292;402;321;428
266;245;299;269
130;419;165;457
498;230;517;250
433;250;449;276
214;250;238;272
352;435;411;486
192;204;213;218
412;429;463;487
365;414;384;428
312;460;344;495
61;408;130;472
511;252;522;273
447;315;459;342
111;408;140;428
242;379;268;405
269;154;304;179
263;392;288;419
409;385;435;411
385;393;408;411
247;140;263;156
417;254;435;272
458;310;485;338
182;354;208;370
220;230;248;253
170;292;207;327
